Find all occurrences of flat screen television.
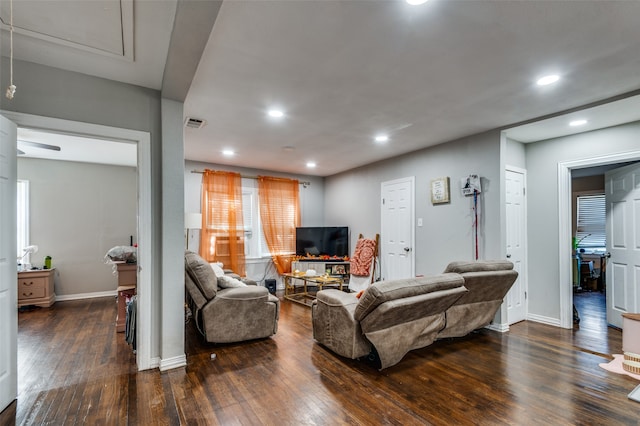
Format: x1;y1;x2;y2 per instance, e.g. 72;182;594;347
296;226;349;258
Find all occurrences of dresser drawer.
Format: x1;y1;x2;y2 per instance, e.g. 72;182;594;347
18;278;46;299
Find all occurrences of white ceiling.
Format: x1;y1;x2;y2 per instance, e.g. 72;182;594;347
17;128;137;167
3;0;640;174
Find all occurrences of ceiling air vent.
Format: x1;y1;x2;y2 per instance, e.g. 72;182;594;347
185;117;207;129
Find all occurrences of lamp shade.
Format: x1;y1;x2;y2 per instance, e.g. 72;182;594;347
185;213;202;229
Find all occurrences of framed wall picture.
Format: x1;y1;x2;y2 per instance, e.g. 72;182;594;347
431;177;450;204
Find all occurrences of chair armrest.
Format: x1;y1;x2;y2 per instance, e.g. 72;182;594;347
216;285;269;301
315;289;359;307
312;289;370;359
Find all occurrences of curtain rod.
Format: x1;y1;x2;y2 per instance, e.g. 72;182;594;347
191;170;310;188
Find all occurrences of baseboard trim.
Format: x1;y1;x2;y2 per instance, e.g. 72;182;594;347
159;354;187;371
56;290;117;301
485;322;509;333
527;313;561;327
146;357;161;370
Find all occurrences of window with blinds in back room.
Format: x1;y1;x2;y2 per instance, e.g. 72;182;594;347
576;194;605;250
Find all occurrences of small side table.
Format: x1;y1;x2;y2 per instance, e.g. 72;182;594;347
18;268;56;308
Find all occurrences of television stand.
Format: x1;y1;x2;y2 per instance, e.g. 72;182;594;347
292;259;350;285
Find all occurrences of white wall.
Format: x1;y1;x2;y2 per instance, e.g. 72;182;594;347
325;129;503;276
525;121;640;322
17;158;136;297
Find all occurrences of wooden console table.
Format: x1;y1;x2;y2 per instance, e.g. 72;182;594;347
17;268;56;308
282;272;343;307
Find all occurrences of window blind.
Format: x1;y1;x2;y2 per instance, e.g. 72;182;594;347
576;194;606;248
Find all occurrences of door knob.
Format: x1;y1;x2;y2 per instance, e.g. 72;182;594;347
403;247;411;252
506;254;511;258
605;252;611;259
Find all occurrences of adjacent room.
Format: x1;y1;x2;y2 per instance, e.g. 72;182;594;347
2;0;640;423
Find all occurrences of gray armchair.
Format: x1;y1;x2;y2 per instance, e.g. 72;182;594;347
185;251;280;343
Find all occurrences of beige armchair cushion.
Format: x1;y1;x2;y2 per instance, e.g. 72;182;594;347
185;251;218;299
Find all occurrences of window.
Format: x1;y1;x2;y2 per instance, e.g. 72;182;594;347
576;194;605;250
17;180;30;263
241;183;270;259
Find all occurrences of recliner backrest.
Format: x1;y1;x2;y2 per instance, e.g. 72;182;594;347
185;251;218;300
443;260;517;306
354;273;465;321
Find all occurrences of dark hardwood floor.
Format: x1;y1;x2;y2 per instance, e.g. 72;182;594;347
2;292;640;425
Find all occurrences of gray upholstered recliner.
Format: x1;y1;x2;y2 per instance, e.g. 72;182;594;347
185;251;280;343
312;273;468;369
311;260;518;369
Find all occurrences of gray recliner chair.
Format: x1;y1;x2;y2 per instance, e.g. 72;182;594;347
184;251;280;343
311;260;518;369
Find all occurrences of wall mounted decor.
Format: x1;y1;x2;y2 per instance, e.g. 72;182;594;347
431;177;450;204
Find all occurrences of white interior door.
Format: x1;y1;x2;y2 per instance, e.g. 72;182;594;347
605;162;640;328
0;115;18;413
381;177;414;280
505;167;527;325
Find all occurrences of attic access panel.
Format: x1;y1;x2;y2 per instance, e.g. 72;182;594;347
0;0;133;59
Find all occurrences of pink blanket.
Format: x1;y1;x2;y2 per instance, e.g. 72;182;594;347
351;238;376;276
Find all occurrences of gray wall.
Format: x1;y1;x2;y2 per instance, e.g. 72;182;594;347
525;121;640;321
325;129;503;276
17;158;137;296
506;137;526;169
1;59;166;362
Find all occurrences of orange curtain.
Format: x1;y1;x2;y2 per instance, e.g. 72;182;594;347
258;176;300;274
200;170;246;276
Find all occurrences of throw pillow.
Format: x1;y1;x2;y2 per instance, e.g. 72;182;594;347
218;275;247;288
210;262;225;278
351;238;376;276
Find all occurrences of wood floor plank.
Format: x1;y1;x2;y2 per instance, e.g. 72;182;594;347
2;292;639;425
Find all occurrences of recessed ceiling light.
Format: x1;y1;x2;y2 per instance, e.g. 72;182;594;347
406;0;429;4
569;119;588;127
306;161;316;168
267;109;285;119
222;149;235;157
375;135;389;143
536;74;560;86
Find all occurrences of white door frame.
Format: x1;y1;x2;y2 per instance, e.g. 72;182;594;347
0;115;18;413
1;111;153;370
557;150;640;329
505;165;528;325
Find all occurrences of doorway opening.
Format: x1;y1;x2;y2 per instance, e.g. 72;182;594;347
558;151;640;330
571;169;607;327
2;111;153;370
